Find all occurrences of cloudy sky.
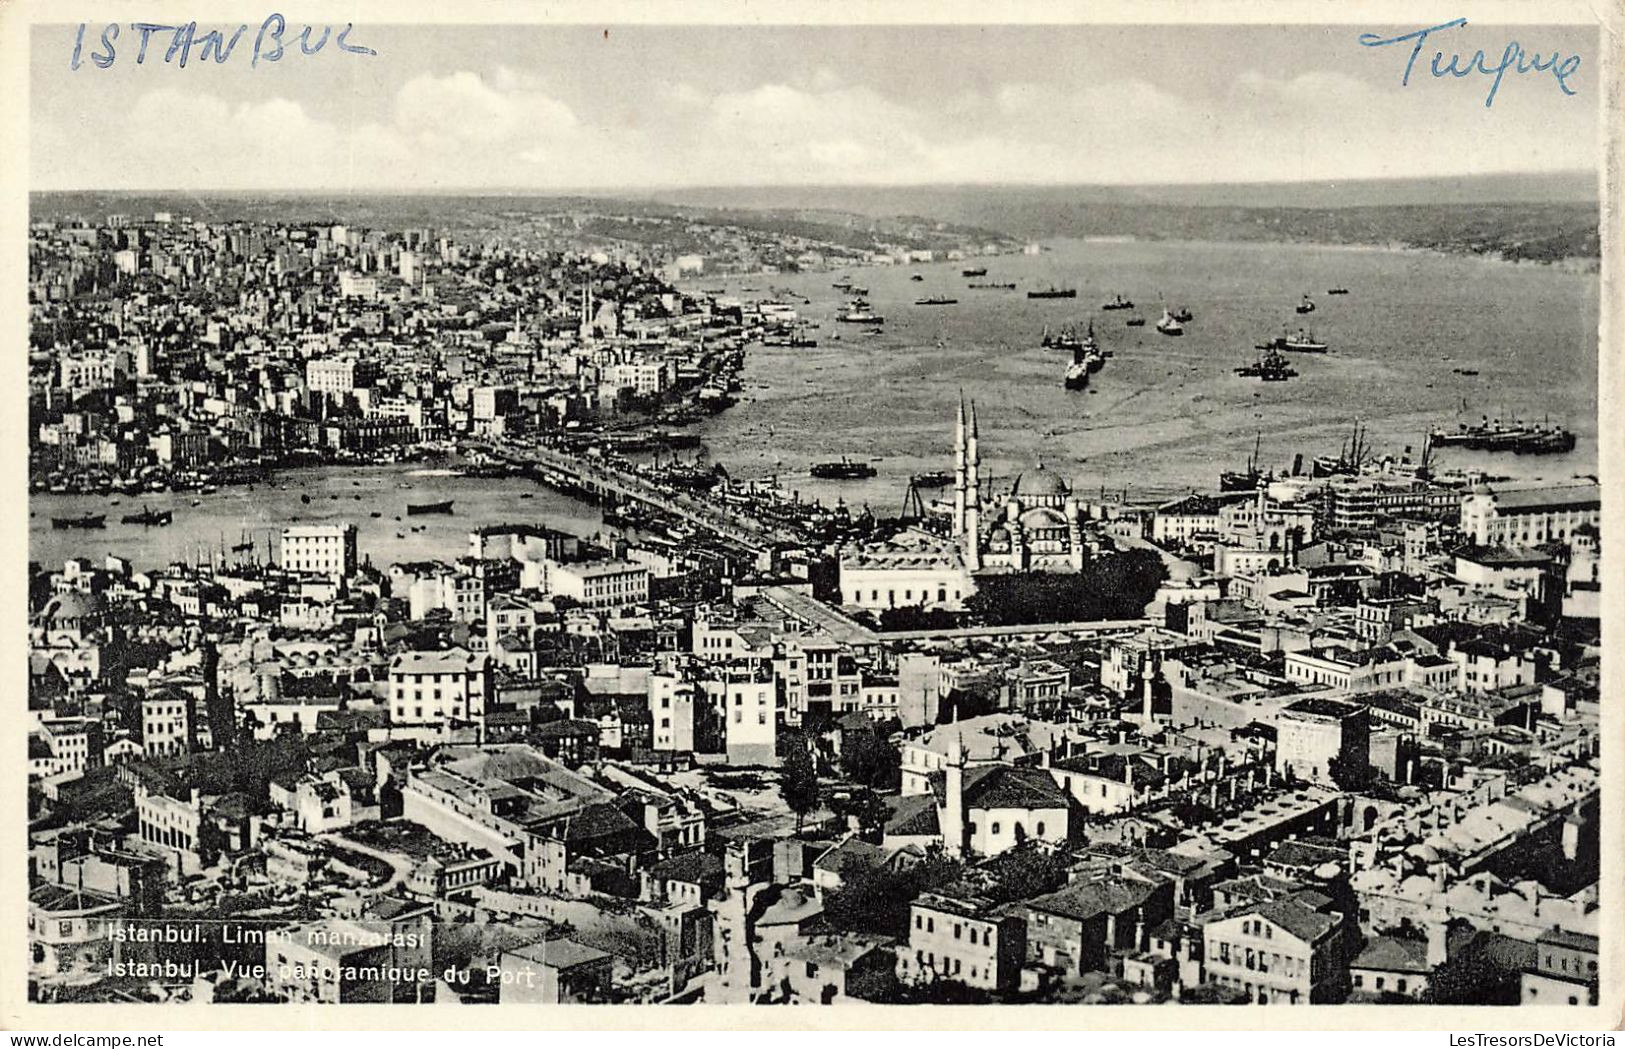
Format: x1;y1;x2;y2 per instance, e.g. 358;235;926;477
31;22;1599;190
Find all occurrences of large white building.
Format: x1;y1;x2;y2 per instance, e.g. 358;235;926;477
280;524;358;577
545;559;650;611
840;535;971;611
305;356;378;395
388;648;494;736
1460;483;1600;547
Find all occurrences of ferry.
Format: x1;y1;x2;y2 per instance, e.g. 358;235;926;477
51;513;106;530
120;506;172;526
836;300;884;324
810;458;877;480
1282;330;1329;353
1028;285;1077;299
1430;420;1577;455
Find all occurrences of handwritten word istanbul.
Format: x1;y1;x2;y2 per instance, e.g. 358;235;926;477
1359;18;1580;107
71;16;376;70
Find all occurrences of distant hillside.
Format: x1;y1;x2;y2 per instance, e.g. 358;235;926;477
646;175;1601;264
647;171;1598;214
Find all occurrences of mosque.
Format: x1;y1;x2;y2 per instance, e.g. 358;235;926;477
838;398;1103;612
952;396;1096;574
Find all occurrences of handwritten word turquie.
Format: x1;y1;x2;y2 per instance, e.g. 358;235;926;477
70;16;376;70
1359;18;1580;107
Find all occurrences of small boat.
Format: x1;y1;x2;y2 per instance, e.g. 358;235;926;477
967;282;1017;290
1328;287;1350;295
1453;367;1480;376
1082;322;1103;371
406;500;455;515
1155;309;1184;337
1296;294;1316;315
396;531;406;539
915;296;958;306
962;266;988;277
301;494;312;504
519;492;534;499
1101;294;1134;311
120;506;172;526
52;513;106;530
911;274;925;282
1125;316;1147;327
1236;348;1298;381
837;303;884;324
190;499;202;507
370;511;383;518
1064;345;1090;390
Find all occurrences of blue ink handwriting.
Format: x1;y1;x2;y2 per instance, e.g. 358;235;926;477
1358;18;1580;107
71;16;376;70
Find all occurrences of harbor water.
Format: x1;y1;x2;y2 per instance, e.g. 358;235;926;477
692;237;1598;514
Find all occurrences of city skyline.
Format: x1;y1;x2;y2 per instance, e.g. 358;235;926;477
31;23;1600;191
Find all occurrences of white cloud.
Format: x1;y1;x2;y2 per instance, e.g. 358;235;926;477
30;64;1595;191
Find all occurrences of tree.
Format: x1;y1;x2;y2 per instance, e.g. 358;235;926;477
964;552;1168;626
830;787;893;839
839;723;901;790
780;742;819;834
1327;753;1371;793
824;848;964;938
983;842;1071;904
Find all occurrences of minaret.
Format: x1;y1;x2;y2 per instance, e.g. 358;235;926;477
953;395;967;536
942;733;967;857
579;282;594;340
965;401;982;571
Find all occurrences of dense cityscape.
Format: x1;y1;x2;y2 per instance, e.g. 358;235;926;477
26;197;1600;1010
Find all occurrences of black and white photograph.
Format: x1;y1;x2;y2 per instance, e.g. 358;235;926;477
5;2;1615;1028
